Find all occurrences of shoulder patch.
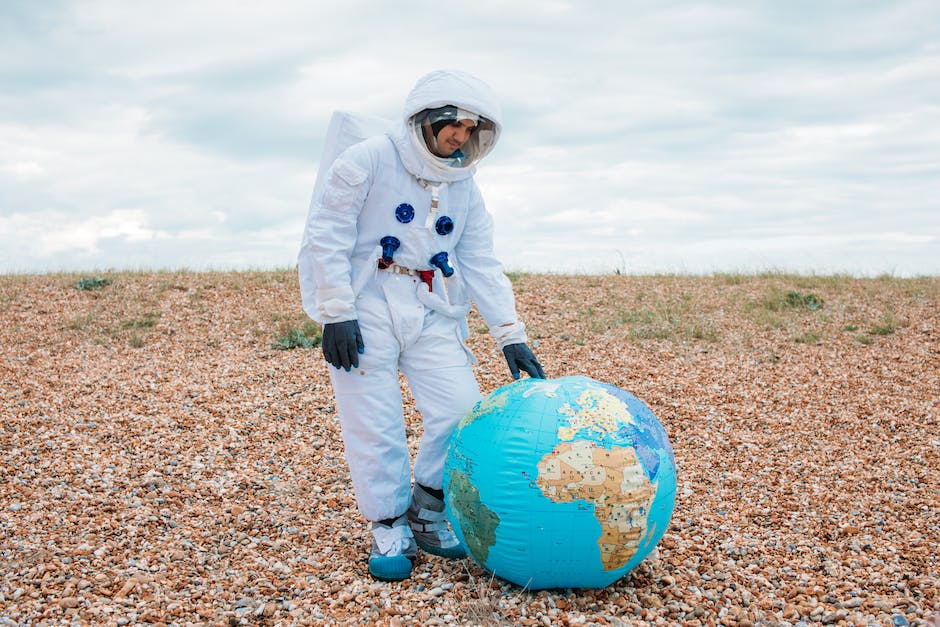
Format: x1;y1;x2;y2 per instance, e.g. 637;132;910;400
332;158;368;186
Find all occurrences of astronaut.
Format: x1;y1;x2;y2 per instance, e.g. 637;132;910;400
298;69;544;581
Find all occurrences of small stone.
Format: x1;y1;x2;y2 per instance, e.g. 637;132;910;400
8;502;23;512
822;610;847;624
58;596;80;609
841;597;863;609
427;587;444;597
233;597;254;610
114;580;136;598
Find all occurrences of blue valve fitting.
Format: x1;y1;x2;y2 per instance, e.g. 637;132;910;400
435;215;454;236
395;203;415;223
380;236;401;266
429;251;454;277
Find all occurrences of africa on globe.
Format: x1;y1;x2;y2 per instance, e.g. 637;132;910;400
443;375;677;589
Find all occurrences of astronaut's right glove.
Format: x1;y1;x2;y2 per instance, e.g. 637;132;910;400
322;320;364;371
502;343;546;380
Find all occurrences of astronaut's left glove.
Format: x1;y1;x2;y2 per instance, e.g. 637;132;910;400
322;319;364;371
502;343;545;380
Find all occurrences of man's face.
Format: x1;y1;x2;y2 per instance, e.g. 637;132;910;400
432;119;477;157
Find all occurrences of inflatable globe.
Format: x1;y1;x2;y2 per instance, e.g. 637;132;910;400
443;375;676;589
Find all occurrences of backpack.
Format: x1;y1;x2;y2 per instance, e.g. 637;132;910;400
309;111;396;203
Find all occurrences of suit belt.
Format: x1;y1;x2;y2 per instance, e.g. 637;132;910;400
378;261;436;292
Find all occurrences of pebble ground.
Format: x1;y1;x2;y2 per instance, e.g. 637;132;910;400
1;271;937;626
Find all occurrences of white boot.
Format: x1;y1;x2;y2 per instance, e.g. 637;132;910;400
369;515;417;581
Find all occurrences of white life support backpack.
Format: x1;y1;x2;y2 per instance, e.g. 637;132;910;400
309;111;396;204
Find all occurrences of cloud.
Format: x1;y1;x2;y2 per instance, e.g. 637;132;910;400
1;161;45;180
0;207;302;273
9;209;159;255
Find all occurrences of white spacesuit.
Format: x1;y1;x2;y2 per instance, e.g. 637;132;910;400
298;69;543;580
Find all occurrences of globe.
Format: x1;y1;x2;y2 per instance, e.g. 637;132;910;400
443;375;676;589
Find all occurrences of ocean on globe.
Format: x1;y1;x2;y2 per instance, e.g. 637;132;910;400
443;375;676;590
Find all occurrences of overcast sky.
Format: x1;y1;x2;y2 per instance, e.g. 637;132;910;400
2;1;938;276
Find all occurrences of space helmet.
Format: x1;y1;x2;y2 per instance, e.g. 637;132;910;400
402;70;502;175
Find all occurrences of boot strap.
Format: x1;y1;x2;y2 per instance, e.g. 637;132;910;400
410;520;448;533
415;507;446;521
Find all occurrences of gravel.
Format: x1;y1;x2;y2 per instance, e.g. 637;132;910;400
1;271;938;626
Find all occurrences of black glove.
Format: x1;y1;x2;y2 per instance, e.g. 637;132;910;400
502;343;545;380
322;320;364;371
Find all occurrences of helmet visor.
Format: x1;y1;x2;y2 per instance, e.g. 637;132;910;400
410;105;498;169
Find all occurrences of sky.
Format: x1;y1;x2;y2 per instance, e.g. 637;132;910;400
2;1;939;276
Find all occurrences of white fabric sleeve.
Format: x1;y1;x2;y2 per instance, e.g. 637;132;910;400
454;181;527;346
314;285;357;322
298;150;371;323
491;321;528;350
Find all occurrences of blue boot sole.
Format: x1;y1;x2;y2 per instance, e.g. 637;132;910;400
368;555;413;581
